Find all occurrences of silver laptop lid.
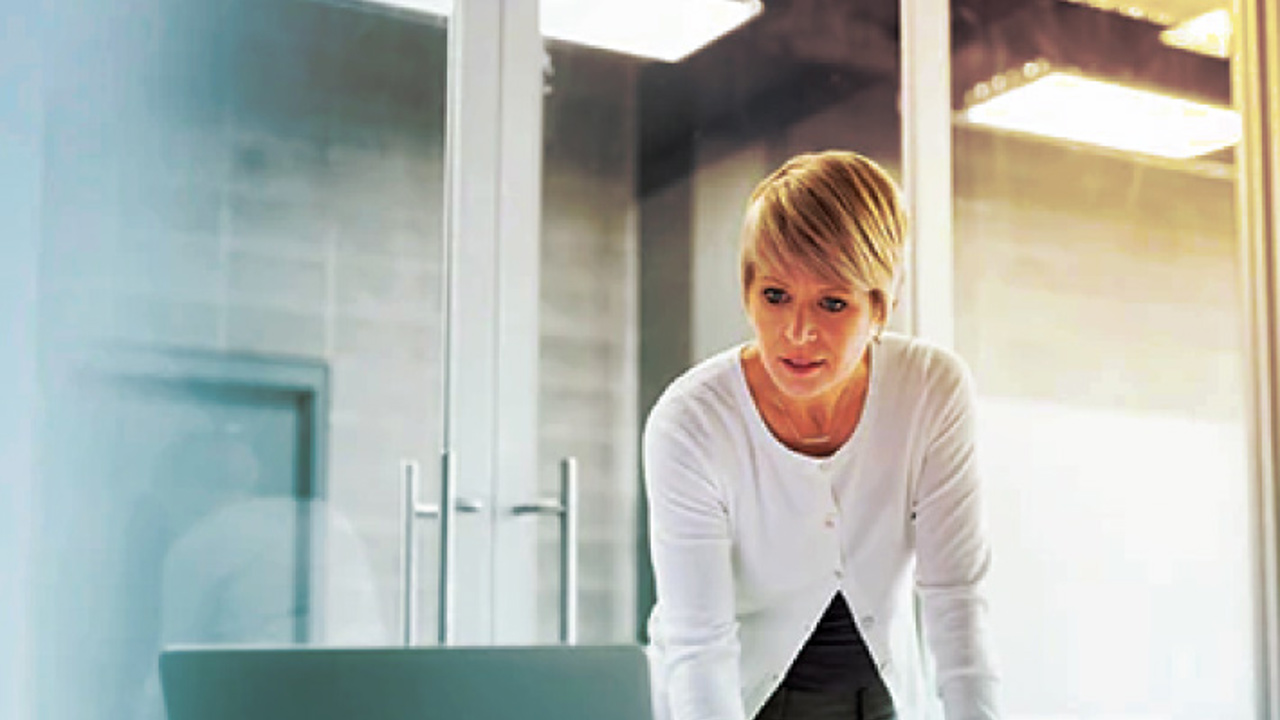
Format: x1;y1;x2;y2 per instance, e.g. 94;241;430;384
160;644;651;720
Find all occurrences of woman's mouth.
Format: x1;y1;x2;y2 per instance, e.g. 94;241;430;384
780;357;825;375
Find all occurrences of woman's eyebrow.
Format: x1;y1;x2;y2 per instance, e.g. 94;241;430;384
757;276;856;295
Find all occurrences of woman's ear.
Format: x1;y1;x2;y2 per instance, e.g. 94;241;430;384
872;289;892;326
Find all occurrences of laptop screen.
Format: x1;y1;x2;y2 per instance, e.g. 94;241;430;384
160;644;651;720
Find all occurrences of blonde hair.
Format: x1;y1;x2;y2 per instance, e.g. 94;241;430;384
740;150;907;324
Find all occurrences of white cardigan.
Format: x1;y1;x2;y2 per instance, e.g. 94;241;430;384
643;333;999;720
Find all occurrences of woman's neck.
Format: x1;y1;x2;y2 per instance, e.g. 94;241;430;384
741;344;871;455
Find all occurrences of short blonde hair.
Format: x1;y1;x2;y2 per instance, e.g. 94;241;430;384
740;150;907;323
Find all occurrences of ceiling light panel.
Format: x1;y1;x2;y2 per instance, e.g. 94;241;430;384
962;70;1241;159
359;0;763;62
1160;8;1232;58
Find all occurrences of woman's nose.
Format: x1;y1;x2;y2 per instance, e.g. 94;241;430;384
784;307;816;344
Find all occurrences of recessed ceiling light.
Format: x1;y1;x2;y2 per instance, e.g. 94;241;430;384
1160;9;1232;59
362;0;763;62
962;70;1241;159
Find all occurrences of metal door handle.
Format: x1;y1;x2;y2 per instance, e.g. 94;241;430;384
511;456;579;644
399;455;483;646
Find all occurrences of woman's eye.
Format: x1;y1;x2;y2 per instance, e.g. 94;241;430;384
819;297;847;313
762;288;787;304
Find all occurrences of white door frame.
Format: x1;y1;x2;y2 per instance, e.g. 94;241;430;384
487;0;546;645
900;0;953;348
443;0;543;645
1236;0;1280;715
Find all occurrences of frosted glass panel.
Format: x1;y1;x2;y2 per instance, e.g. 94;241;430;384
30;1;450;718
979;399;1252;718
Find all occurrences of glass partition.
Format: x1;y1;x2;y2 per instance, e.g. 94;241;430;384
947;0;1256;716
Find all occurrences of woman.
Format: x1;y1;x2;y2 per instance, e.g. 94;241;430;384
643;150;998;720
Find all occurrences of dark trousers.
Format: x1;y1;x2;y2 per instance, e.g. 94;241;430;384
754;683;896;720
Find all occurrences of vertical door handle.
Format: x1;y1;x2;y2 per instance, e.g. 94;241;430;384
400;459;428;647
399;454;483;646
511;456;579;644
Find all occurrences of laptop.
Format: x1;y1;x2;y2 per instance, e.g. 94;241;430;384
160;644;651;720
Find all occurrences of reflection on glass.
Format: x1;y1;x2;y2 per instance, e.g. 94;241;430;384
951;0;1253;716
131;431;386;720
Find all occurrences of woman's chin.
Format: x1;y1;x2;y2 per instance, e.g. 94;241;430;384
769;368;830;399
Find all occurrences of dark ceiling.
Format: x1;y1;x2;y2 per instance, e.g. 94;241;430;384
637;0;1231;193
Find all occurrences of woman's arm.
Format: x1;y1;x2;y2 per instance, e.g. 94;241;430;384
644;414;746;720
913;355;1000;720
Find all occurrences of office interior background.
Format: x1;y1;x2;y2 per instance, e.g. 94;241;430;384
2;0;1278;718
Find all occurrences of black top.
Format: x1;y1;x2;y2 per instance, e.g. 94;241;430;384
780;593;882;693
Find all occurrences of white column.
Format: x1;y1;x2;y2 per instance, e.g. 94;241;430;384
1234;0;1280;715
900;0;954;348
900;0;953;705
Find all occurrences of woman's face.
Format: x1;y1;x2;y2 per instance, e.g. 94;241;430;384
744;259;878;402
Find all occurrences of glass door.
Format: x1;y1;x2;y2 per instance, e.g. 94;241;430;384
527;30;645;645
534;0;908;644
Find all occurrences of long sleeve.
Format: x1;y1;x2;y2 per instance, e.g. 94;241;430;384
644;414;746;720
913;356;1001;720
